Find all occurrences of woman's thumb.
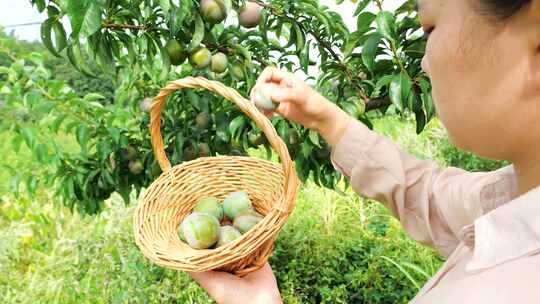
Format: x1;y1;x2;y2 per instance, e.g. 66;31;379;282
269;86;293;104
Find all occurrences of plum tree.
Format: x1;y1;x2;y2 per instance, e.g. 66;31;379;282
21;0;431;213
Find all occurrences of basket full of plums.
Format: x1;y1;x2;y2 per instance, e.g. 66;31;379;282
133;77;299;276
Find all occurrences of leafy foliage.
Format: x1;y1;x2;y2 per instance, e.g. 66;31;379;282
0;178;442;304
5;0;433;213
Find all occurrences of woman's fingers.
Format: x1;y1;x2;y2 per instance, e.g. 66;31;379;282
256;66;290;87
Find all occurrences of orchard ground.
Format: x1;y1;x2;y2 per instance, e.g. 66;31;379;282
0;115;505;304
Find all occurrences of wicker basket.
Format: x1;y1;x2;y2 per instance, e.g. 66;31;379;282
133;77;300;276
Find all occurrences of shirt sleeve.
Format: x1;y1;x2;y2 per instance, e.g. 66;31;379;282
331;119;516;257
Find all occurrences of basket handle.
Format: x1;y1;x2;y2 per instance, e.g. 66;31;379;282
150;77;298;213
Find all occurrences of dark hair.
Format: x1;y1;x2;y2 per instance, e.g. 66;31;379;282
478;0;531;19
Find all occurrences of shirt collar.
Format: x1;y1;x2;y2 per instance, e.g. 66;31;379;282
462;184;540;273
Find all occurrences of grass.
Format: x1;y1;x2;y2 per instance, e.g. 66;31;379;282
0;115;453;303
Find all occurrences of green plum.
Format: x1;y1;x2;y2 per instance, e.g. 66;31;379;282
193;196;223;221
216;225;242;247
189;47;212;69
238;2;262;28
180;213;220;249
200;0;227;24
222;191;252;220
128;160;144;175
211;52;228;73
165;39;187;65
230;62;245;80
254;85;278;111
196;112;211;129
233;210;263;234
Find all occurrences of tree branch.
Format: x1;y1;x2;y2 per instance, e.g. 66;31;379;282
103;23;146;30
250;0;368;100
365;96;391;112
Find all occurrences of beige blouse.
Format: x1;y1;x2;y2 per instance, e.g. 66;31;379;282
330;119;540;304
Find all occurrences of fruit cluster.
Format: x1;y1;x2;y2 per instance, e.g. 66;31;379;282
179;191;264;249
165;0;263;78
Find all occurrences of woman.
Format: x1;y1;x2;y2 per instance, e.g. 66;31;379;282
189;0;540;303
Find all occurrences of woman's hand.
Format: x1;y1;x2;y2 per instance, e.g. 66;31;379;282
188;263;282;304
250;67;351;146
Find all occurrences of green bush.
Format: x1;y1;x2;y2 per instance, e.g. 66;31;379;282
435;139;508;172
374;116;508;172
0;126;442;303
0;185;441;304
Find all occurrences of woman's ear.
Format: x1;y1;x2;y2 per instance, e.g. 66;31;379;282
524;1;540;89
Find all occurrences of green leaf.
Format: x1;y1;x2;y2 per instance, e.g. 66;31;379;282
187;12;205;52
374;74;394;92
300;142;313;159
353;0;370;16
401;261;432;280
157;40;171;80
389;72;412;112
76;124;89;149
67;39;95;77
53;21;67;53
418;78;436;121
32;0;47;12
10;175;20;194
376;11;396;42
159;0;171;14
96;141;112;161
83;93;106;102
361;33;381;72
381;256;421;290
293;23;305;54
308;130;321;147
67;0;88;37
68;0;103;38
341;102;357;117
35;143;49;164
41;18;61;57
415;107;427;134
20;128;36;149
356;12;376;34
27;52;44;65
12;135;23;153
50;114;68;133
300;41;310;73
213;112;229;142
229;116;245;139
